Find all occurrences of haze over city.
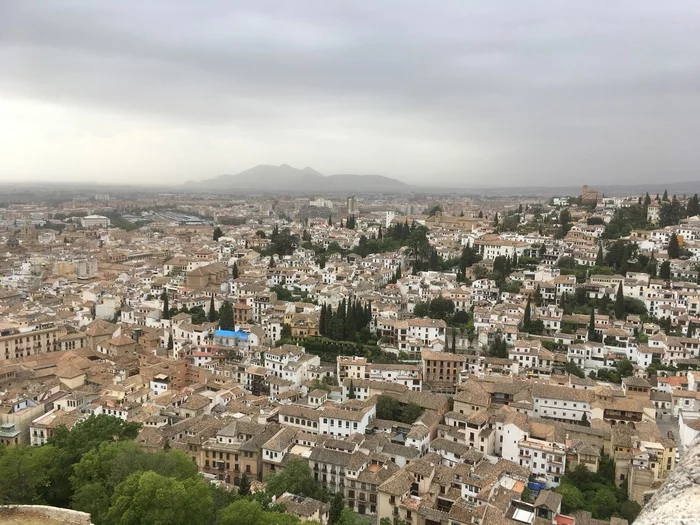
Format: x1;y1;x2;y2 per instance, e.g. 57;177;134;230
2;1;700;187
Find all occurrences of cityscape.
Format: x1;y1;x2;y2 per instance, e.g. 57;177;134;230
0;182;699;525
2;1;700;525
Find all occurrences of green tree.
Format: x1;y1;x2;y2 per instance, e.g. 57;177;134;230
219;301;235;330
105;471;213;525
522;297;532;332
71;441;199;524
413;302;429;317
208;296;219;322
49;415;141;470
614;282;626;320
659;199;683;227
564;361;585;379
588;307;597;342
646;254;657;277
281;324;292;339
619;500;642;523
427;205;443;217
329;493;344;525
238;471;251;496
659;260;671;280
167;333;174;350
399;404;423;424
428;296;455;320
590;487;618;520
335;508;373;525
232;262;240;279
615;358;634;378
161;291;170;320
558;209;572;238
213;226;224;241
264;458;326;501
557;484;585;514
348;380;356;400
376;395;401;421
595;245;604;266
216;499;263;525
0;445;60;505
668;232;680;259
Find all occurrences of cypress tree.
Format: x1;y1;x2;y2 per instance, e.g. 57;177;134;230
324;305;333;336
319;304;326;337
615;282;626;320
345;311;356;341
219;301;234;331
668;233;680;259
208;295;217;322
595;245;604;266
588;307;597;342
161;291;169;320
662;189;669;201
354;300;364;330
664;316;672;334
232;262;239;279
523;297;532;332
646;253;657;277
167;333;173;350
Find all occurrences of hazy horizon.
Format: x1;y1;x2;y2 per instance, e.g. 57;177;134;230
2;1;700;187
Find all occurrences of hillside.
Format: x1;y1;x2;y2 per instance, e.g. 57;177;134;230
182;164;410;193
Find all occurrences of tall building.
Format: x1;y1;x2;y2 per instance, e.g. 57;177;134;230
347;195;359;215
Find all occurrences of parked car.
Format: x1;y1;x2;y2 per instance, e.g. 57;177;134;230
668;430;674;439
676;451;680;463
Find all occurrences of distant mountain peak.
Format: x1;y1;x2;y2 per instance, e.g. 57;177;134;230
301;166;324;177
181;164;410;193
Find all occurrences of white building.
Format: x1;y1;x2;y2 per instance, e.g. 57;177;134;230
318;403;376;437
80;215;111;228
531;383;593;425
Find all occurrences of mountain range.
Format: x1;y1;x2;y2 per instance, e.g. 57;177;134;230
182;164;411;193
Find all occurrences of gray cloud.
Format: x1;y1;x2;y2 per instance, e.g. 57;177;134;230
1;0;700;186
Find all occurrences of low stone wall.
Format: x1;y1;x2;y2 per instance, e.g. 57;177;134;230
0;505;92;525
634;437;700;525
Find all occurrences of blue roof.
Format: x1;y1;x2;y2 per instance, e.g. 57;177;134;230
215;329;248;340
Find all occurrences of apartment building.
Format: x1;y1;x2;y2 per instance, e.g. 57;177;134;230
200;419;280;483
531;383;594;425
421;350;466;394
318;401;376;437
0;320;64;361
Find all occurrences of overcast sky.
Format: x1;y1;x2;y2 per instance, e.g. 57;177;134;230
2;1;700;187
